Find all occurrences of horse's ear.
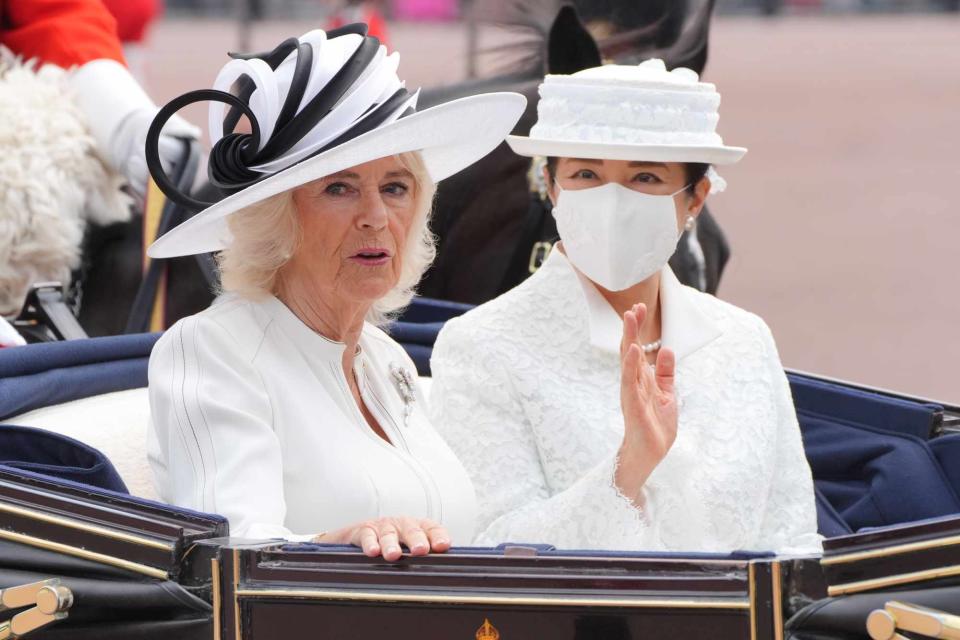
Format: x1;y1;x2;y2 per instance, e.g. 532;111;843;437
547;5;602;75
662;0;716;74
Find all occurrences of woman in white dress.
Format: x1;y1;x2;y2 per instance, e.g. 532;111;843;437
430;60;822;554
144;25;524;559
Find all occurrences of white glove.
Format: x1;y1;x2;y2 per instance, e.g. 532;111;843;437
68;59;200;200
0;317;26;348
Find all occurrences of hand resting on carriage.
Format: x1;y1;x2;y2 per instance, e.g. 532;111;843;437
615;303;678;506
314;516;451;561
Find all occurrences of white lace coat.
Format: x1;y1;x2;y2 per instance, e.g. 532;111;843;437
429;251;822;554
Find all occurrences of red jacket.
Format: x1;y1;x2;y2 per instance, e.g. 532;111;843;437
1;0;125;68
101;0;161;43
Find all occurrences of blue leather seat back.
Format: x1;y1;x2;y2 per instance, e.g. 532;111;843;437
793;378;960;532
0;424;128;493
387;322;443;375
814;487;853;538
930;434;960;497
397;297;474;324
0;333;160;421
388;298;471;375
789;373;941;440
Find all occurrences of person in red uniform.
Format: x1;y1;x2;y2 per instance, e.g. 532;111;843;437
0;0;197;200
100;0;161;44
0;0;196;345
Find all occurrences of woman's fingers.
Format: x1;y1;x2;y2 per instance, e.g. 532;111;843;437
398;518;430;556
345;517;453;560
377;522;402;561
356;524;381;558
620;310;637;357
634;303;648;334
621;342;642;396
422;519;451;553
655;347;676;396
620;304;647;358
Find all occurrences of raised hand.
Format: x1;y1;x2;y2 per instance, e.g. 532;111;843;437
615;303;678;505
314;516;451;561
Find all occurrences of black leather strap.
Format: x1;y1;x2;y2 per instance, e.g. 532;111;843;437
126;139;201;334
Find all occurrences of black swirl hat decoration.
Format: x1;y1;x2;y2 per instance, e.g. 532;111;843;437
146;24;417;211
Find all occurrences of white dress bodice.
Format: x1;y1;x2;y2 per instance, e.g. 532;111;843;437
148;295;476;542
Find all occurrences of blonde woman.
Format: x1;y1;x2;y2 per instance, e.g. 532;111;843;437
144;26;524;558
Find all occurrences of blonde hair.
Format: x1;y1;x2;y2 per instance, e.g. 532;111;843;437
217;152;437;326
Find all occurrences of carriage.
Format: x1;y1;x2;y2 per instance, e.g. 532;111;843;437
2;298;960;640
2;0;959;636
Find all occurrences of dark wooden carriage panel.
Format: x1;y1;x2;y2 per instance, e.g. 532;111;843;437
242;599;750;640
821;515;960;597
213;545;812;640
0;469;227;581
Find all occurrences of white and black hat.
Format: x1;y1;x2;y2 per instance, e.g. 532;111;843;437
146;24;526;258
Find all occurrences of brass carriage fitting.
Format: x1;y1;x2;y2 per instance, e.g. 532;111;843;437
867;609;908;640
867;601;960;640
0;579;73;640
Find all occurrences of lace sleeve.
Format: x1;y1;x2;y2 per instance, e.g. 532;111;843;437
752;319;823;554
429;318;650;550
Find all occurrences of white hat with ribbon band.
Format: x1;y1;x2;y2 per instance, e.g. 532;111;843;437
506;59;745;167
146;24;526;258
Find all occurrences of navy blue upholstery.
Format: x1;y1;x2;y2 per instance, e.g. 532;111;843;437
800;414;960;531
789;372;959;532
0;424;128;493
399;297;474;324
388;297;470;375
814;487;853;538
930;434;960;496
387;322;441;375
789;373;941;440
0;333;160;420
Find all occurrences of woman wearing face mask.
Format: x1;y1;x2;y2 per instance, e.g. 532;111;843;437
429;59;821;553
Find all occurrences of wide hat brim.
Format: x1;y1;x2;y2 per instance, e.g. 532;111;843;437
505;135;747;166
148;92;526;258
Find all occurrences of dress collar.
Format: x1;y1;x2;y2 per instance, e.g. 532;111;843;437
545;250;722;360
260;294;357;361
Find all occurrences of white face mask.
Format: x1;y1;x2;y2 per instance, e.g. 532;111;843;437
553;182;687;291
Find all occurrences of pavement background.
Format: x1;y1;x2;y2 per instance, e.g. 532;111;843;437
141;15;960;401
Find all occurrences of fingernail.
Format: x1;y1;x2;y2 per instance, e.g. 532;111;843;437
436;538;450;546
412;543;427;553
387;545;400;556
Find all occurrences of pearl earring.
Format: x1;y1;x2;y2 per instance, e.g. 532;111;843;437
684;215;696;232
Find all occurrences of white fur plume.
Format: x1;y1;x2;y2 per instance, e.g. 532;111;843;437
0;48;131;316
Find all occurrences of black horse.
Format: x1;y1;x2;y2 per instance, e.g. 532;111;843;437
74;0;729;336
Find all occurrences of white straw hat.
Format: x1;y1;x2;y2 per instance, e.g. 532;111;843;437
506;59;745;166
146;25;526;258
